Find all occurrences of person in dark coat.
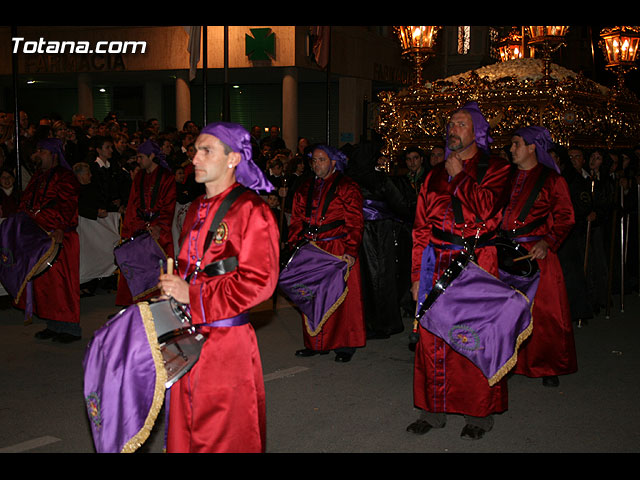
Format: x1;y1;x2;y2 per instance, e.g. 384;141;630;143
346;140;413;339
555;146;594;326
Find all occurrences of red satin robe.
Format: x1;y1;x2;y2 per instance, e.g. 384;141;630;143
167;183;279;453
411;152;511;417
116;165;176;305
501;163;578;377
288;170;366;351
15;165;80;324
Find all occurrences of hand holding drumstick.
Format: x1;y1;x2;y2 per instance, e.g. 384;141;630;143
158;258;191;304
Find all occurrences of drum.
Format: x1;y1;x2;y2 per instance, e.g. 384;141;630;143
114;231;166;300
279;242;349;336
494;236;540;301
494;236;539;278
84;299;199;453
148;297;205;388
0;212;61;301
416;251;535;386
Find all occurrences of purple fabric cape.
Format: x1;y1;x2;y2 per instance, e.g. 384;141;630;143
200;122;274;193
83;302;167;453
417;251;538;386
114;232;166;300
0;212;57;302
278;242;349;335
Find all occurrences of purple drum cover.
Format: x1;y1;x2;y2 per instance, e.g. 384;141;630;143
83;302;167;453
279;242;349;336
114;232;166;300
0;212;57;301
420;261;536;386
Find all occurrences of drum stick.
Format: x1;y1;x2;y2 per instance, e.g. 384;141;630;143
512;253;534;262
167;257;174;276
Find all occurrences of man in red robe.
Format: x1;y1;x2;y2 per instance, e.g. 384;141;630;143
116;140;175;305
407;102;511;440
287;144;366;363
501;126;577;387
158;122;279;453
17;138;81;343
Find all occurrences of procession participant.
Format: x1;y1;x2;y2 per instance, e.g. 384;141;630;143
407;102;511;440
347;140;411;339
157;121;279;453
17;138;81;343
287;144;365;363
502;126;577;387
115;139;176;306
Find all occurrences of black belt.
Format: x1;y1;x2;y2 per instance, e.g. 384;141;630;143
186;256;238;282
431;227;495;249
302;219;345;238
499;217;547;238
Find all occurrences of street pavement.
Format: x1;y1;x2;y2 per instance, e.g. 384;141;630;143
0;285;639;454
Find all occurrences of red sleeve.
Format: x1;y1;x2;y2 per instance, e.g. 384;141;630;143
544;175;575;252
288;179;310;245
338;180;364;257
411;170;434;282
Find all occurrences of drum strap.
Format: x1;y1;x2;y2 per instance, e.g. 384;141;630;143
304;172;343;227
516;167;550;223
28;168;57;213
451;151;489;225
500;216;548;238
138;167;165;212
183;185;247;282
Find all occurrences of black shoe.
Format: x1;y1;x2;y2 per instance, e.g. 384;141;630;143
406;419;433;435
334;352;353;363
52;332;81;344
460;424;487;440
542;375;559;387
34;328;58;340
295;348;329;357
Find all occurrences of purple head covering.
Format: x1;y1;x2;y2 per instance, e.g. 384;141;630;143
137;140;169;170
36;138;71;170
200;122;274;192
310;144;348;172
445;101;493;159
514;126;560;174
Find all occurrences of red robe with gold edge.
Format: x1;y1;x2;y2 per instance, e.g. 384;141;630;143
167;183;279;453
411;152;511;417
288;170;366;351
501;163;578;377
116;165;176;305
15;165;80;323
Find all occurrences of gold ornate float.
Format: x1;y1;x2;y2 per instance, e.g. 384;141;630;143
376;56;640;162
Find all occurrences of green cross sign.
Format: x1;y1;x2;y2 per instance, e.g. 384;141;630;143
245;28;276;61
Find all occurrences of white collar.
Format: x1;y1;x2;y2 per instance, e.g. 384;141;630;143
95;157;110;168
